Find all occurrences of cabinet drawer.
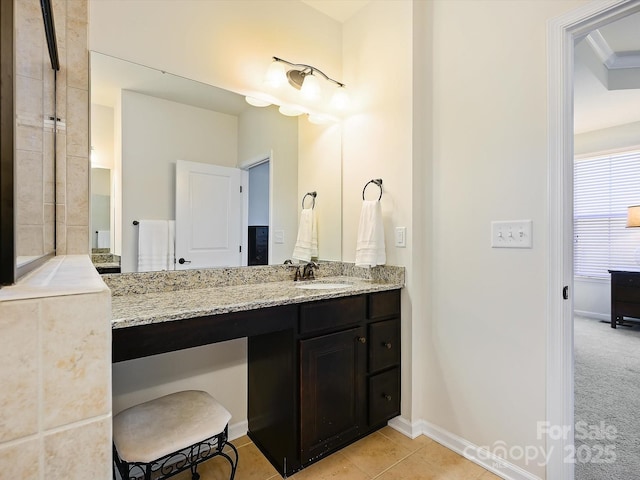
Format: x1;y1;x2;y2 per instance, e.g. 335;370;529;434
614;285;640;303
300;295;366;335
612;273;640;288
368;290;400;319
368;368;400;427
368;319;400;373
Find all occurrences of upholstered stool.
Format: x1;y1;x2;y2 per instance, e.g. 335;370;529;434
112;390;238;480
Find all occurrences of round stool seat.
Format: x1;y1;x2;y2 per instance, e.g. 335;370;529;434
113;390;232;464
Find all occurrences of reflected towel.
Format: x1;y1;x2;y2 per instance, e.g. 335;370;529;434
292;208;318;262
138;220;175;272
355;200;386;267
96;230;110;249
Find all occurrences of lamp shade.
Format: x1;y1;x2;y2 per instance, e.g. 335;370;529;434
300;73;321;101
627;205;640;227
265;60;286;88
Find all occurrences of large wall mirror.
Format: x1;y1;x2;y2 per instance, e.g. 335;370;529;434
90;52;342;274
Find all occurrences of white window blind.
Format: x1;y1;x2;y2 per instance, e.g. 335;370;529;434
574;150;640;278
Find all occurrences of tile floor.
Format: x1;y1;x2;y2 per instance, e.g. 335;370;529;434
173;427;504;480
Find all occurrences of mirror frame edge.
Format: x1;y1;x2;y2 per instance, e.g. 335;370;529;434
0;0;15;286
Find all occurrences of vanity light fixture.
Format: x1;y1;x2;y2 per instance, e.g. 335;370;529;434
266;56;349;108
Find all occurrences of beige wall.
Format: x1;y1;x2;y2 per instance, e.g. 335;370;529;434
428;1;584;476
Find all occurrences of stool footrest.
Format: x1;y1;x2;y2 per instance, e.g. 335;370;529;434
113;426;238;480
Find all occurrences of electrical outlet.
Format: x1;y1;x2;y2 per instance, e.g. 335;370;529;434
491;220;532;248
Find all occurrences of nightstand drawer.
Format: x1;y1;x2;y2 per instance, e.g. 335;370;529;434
612;273;640;288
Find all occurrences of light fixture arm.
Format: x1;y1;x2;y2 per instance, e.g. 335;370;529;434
273;56;345;88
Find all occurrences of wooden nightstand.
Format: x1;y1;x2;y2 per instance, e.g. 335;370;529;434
608;270;640;328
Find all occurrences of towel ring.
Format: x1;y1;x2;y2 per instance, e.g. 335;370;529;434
362;179;383;201
302;191;317;209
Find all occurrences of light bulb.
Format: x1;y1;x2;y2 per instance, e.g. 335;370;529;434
279;105;305;116
265;60;286;88
300;73;322;101
245;96;271;107
330;86;349;110
307;114;331;125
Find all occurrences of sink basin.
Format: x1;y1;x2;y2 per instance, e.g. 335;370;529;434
295;282;353;290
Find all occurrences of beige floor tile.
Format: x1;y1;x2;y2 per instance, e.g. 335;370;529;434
373;452;455;480
413;441;486;480
377;426;434;453
231;435;253;448
290;451;370;480
341;431;413;477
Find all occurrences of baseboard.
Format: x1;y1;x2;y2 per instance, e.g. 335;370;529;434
388;417;542;480
228;420;248;441
574;310;609;321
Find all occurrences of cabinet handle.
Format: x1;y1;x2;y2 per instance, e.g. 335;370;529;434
383;394;392;401
357;336;367;344
383;342;392;349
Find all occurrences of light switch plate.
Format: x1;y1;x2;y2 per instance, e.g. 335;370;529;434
274;229;284;244
395;227;406;247
491;220;532;248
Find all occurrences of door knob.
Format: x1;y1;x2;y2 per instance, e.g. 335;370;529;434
357;336;367;344
384;342;392;349
178;258;191;265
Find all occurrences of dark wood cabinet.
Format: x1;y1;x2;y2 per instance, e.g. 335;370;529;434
247;289;401;477
300;326;367;463
609;270;640;328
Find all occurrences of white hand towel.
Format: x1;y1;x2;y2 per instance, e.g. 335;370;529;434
138;220;173;272
96;230;110;249
355;200;386;267
292;208;318;262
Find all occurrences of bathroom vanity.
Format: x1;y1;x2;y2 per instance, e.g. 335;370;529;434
107;264;403;477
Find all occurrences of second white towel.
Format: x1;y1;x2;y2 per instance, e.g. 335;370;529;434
355;200;386;267
138;220;175;272
292;208;318;262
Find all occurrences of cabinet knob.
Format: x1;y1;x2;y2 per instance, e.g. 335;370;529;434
357;336;367;344
384;342;392;349
383;394;392;401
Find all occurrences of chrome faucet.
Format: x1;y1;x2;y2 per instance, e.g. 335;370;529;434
302;261;319;280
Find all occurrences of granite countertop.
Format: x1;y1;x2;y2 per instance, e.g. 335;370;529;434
111;276;403;329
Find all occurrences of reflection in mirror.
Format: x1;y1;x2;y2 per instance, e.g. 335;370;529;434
90;52;342;274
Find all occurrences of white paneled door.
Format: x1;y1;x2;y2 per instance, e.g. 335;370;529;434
175;160;243;269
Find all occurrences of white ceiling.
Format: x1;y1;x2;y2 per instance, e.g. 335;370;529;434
574;11;640;135
300;0;370;22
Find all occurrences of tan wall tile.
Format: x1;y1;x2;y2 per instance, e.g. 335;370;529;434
16;124;43;153
66;17;88;90
16;74;43;118
0;301;40;443
0;437;40;478
44;417;112;479
15;0;44;80
41;292;111;428
66;87;88;157
16;225;44;257
16;150;44;225
66;225;89;254
66;155;89;226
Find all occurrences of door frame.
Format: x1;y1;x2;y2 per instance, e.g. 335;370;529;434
240;153;272;266
547;1;640;478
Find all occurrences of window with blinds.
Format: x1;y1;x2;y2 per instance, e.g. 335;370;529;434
574;150;640;278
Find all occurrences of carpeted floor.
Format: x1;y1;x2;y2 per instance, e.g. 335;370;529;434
574;316;640;479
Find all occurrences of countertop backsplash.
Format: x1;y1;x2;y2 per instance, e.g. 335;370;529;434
102;262;405;297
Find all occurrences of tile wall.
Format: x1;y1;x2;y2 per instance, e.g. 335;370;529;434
15;0;89;256
0;256;112;479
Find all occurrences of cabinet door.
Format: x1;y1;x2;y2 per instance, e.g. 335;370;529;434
300;327;366;464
